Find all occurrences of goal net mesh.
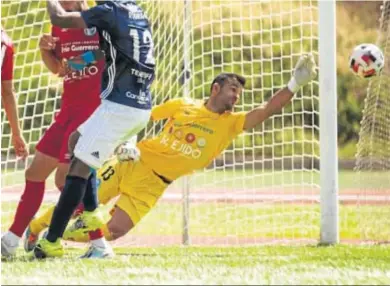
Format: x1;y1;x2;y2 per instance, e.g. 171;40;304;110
2;0;385;246
354;0;390;243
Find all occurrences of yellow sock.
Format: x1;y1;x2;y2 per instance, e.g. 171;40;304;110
30;205;55;235
102;224;113;241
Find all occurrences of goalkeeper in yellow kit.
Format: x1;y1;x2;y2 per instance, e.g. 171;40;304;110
30;54;317;255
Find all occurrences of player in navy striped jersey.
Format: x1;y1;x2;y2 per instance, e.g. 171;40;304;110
33;0;155;259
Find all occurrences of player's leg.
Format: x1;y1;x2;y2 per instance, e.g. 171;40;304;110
81;178;165;256
56;162;86;217
64;203;136;244
24;162;70;252
78;160;169;258
32;104;100;258
24;113;85;252
78;169;116;257
33;131;91;258
77;163;120;258
63;158;121;243
33;100;150;258
72;101;151;257
28;159;85;246
1;152;58;257
1;120;65;257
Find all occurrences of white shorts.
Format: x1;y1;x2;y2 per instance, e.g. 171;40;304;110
74;100;151;169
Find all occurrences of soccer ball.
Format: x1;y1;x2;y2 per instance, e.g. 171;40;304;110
349;43;385;78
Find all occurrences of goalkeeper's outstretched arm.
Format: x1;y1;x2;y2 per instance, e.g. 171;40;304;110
243;54;317;131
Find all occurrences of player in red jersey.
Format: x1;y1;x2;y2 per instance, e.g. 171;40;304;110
1;27;28;159
1;0;104;257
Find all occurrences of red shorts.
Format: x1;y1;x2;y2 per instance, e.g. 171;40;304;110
36;105;98;163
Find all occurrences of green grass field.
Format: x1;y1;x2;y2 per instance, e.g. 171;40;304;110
2;245;390;285
2;202;389;242
1;200;389;285
2;170;389;285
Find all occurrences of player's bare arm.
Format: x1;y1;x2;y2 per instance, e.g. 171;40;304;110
243;54;317;131
47;0;87;29
39;34;63;75
1;80;28;159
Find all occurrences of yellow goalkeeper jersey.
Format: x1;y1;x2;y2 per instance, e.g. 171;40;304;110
138;98;246;181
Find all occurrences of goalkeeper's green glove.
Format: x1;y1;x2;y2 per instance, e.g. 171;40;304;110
287;54;317;94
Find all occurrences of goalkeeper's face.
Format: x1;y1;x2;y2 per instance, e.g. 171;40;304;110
215;80;242;112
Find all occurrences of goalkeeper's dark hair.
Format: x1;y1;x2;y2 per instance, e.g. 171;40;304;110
210;73;246;91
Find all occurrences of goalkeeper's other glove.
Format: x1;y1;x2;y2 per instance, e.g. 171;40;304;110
114;141;140;162
287;54;317;94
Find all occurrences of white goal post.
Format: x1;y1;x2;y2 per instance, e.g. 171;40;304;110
318;0;339;245
1;0;358;247
174;0;340;246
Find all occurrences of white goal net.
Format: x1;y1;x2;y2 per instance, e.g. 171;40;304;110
1;0;386;247
354;0;390;243
138;0;321;246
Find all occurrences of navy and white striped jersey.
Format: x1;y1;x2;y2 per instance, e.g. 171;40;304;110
81;1;155;109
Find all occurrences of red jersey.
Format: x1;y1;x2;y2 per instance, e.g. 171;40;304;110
1;29;14;81
52;26;104;108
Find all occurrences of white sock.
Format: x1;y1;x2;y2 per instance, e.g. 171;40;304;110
4;231;21;246
91;238;110;249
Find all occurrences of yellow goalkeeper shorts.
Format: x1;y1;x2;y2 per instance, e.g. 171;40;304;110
97;158;170;225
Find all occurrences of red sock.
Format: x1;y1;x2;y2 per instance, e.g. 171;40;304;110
9;180;45;237
73;203;85;218
89;229;104;240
